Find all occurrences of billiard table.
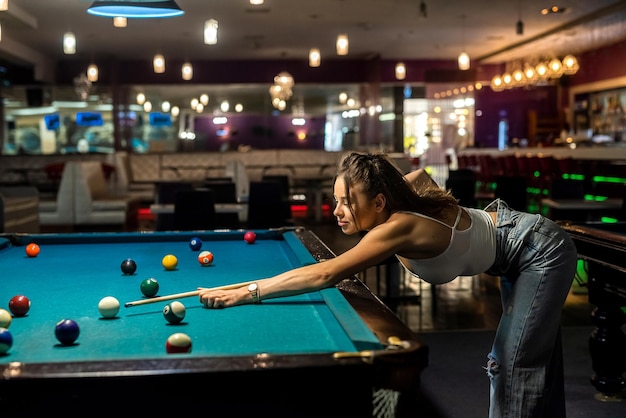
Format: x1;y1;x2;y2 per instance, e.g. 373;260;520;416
559;221;626;399
0;228;426;417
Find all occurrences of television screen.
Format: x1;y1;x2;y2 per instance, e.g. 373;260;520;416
149;112;172;127
76;112;104;127
44;114;60;130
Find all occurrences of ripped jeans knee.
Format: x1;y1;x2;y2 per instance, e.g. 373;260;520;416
485;354;500;379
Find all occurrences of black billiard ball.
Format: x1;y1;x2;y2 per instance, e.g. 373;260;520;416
121;258;137;275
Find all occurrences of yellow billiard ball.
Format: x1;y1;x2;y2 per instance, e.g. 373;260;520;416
162;254;178;271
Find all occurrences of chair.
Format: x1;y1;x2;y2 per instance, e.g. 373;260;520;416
445;169;477;207
155;181;194;231
173;189;217;231
494;176;527;211
203;181;240;229
246;181;293;229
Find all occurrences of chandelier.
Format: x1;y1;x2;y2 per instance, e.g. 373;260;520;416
490;55;579;92
269;71;294;110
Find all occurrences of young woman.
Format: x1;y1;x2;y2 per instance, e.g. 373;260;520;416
198;151;577;418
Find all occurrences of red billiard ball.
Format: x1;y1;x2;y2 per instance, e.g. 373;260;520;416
165;332;192;354
55;319;80;345
120;258;137;275
8;295;30;317
197;251;213;266
243;231;256;244
25;243;40;257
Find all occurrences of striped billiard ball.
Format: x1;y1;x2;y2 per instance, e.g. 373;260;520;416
165;332;192;354
163;301;186;324
0;328;13;354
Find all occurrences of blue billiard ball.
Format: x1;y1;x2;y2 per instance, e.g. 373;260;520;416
189;237;202;251
0;328;13;355
55;319;80;345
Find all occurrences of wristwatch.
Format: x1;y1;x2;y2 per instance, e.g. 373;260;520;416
248;282;260;304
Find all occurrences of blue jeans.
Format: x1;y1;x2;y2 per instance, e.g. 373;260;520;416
483;199;578;418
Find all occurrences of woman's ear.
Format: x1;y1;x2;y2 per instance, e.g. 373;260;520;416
374;193;387;212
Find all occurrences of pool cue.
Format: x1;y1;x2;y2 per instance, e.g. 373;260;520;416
124;280;257;307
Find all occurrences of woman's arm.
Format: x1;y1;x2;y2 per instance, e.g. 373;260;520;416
198;218;410;308
404;168;438;189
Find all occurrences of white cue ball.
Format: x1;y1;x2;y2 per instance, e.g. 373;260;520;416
98;296;120;319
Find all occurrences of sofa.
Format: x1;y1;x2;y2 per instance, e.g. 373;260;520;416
73;161;142;230
39;161;75;229
0;186;40;233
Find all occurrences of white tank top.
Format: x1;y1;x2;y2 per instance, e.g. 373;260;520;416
395;207;496;284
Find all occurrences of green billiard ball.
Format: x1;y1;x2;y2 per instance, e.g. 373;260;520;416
140;278;159;298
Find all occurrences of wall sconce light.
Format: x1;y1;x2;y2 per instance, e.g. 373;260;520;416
171;106;180;117
181;62;193;80
143;101;152;112
309;48;321;67
87;0;184;18
336;34;349;55
136;92;146;105
0;0;8;11
200;94;209;106
87;64;98;82
458;52;470;71
338;92;347;104
153;53;165;73
395;62;406;80
113;17;127;27
204;19;218;45
63;32;76;54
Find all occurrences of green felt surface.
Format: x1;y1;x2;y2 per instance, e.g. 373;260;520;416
0;230;381;364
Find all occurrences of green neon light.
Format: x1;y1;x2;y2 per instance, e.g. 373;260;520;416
593;176;626;184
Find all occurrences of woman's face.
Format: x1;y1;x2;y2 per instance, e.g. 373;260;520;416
332;177;380;234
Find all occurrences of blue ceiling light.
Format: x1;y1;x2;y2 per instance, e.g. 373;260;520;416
87;1;184;18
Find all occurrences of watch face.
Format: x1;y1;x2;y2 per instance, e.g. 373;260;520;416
249;283;257;291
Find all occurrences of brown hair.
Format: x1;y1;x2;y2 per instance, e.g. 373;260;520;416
335;151;458;222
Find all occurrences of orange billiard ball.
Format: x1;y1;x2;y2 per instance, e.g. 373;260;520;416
25;243;40;257
198;251;213;266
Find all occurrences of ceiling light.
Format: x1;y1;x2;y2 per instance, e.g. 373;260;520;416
204;19;218;45
87;1;184;18
181;62;193;80
336;34;349;55
63;32;76;54
395;62;406;80
113;17;127;27
87;64;99;82
458;52;470;71
153;53;165;73
309;48;321;67
0;1;8;12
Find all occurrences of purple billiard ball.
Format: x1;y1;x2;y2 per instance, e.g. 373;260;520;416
55;319;80;345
